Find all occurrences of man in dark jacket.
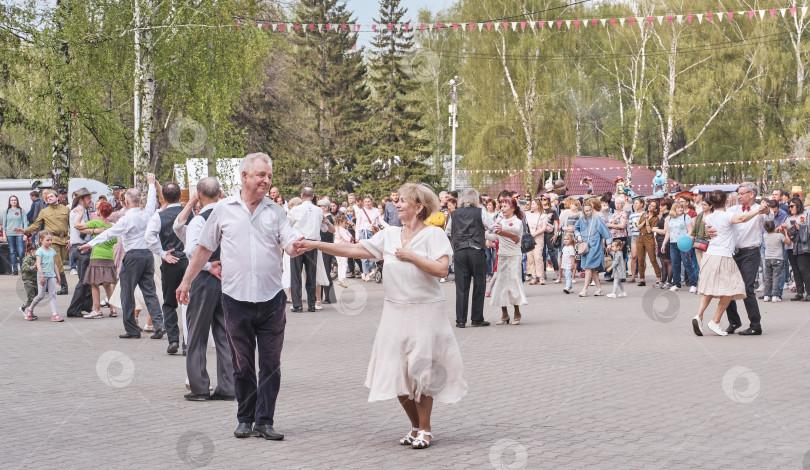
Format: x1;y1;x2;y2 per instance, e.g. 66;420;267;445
449;188;495;328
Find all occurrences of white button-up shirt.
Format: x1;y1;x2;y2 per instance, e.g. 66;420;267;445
287;200;326;240
87;184;157;252
145;203;181;258
727;203;774;249
185;202;217;272
69;205;90;245
197;193;297;303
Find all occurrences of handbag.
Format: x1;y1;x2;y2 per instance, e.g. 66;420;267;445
520;219;536;253
575;217;595;255
694;237;709;251
361;207;379;234
604;249;614;271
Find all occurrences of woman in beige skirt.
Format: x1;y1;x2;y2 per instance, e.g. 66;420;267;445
294;183;465;450
693;190;770;336
74;201;118;319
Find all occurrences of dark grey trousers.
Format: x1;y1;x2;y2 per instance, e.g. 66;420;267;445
65;246;93;316
119;249;164;336
186;271;234;396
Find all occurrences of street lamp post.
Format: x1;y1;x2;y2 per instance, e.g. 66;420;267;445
449;76;458;191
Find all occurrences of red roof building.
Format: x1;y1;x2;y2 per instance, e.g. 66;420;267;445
483;156;680;197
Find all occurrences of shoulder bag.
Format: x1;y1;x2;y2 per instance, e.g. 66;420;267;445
575;217;595;255
520;218;536;253
361;207;380;234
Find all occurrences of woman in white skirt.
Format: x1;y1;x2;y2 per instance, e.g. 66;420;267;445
693;190;769;336
489;196;528;325
281;197;302;301
294;183;465;450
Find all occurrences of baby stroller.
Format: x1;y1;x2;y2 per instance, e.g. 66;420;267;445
374;259;383;283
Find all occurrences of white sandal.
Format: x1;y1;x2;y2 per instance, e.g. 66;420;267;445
412;430;434;449
399;427;419;445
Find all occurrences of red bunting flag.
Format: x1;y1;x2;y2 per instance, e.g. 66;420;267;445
486;22;492;31
770;9;776;18
727;12;734;21
453;23;458;31
278;23;284;31
629;17;635;26
610;18;616;27
707;12;713;21
325;24;330;31
404;24;409;31
309;23;314;31
557;20;563;29
592;19;598;27
387;23;392;31
236;22;241;28
574;19;579;29
791;7;797;16
295;24;300;31
502;22;508;31
687;14;693;24
647;16;654;25
437;23;442;31
667;15;673;24
372;24;377;31
520;21;526;31
748;10;755;19
469;23;475;32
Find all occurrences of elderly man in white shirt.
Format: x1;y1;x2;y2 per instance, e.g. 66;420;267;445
79;173;165;340
287;187;328;312
177;153;300;442
706;182;774;335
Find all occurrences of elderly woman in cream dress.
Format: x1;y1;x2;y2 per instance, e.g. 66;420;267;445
294;183;465;450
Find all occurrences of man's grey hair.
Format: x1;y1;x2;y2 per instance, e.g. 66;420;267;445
240;152;273;176
301;187;315;199
197;177;220;199
439;191;448;198
739;182;758;197
124;188;141;206
458;188;479;208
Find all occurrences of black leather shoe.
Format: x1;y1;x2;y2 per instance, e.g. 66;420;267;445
291;307;303;312
471;321;491;327
738;328;762;336
455;323;465;328
209;393;236;401
150;328;166;339
724;324;741;335
638;282;646;287
790;294;804;301
307;306;316;312
57;288;68;295
234;423;253;438
803;296;810;302
323;299;331;304
252;424;284;440
184;392;210;401
167;342;179;354
119;333;141;339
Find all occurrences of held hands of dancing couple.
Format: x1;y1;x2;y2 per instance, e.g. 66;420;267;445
704;202;770;238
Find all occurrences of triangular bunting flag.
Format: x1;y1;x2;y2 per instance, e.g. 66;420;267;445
340;24;346;31
610;18;616;27
667;15;673;24
686;14;692;24
629;17;635;26
647;16;654;26
758;10;766;19
769;9;776;18
600;18;607;26
717;12;723;22
565;20;571;29
676;15;682;23
727;12;734;21
429;23;434;31
619;17;625;26
452;23;458;32
477;23;483;31
529;21;535;30
294;24;300;31
371;24;376;31
279;24;285;32
486;22;491;31
510;22;517;31
748;10;755;20
270;24;276;31
460;23;466;31
781;8;788;17
538;21;544;29
656;16;664;25
317;24;323;31
520;21;526;31
324;24;330;31
803;7;808;17
594;19;599;27
469;23;475;32
557;20;563;29
706;12;712;22
697;14;703;23
493;22;500;31
386;23;392;31
574;19;580;29
791;7;797;16
436;23;442;31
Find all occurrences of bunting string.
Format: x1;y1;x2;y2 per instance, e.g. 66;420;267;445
235;6;808;34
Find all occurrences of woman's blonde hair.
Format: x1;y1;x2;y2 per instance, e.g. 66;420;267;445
565;198;581;209
398;183;440;222
669;201;687;218
287;197;302;210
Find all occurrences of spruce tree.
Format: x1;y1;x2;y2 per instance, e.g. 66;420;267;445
360;0;434;197
292;0;370;195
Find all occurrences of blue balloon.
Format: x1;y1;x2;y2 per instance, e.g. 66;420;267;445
677;235;693;252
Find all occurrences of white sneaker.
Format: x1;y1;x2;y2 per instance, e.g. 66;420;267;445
590;280;595;286
772;296;782;302
762;296;770;302
691;315;704;336
593;289;604;296
617;292;627;298
70;268;78;275
606;293;617;298
707;320;728;336
669;285;681;292
756;284;765;292
554;278;561;284
578;289;588;297
689;286;698;294
439;278;446;283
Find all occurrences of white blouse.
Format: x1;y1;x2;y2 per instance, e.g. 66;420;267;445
360;226;453;304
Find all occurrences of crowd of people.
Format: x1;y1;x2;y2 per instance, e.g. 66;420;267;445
2;151;810;446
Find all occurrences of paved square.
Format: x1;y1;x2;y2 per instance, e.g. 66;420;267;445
1;272;809;469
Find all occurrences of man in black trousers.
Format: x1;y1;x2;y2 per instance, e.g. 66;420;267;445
66;188;95;318
146;182;186;353
287;187;327;312
449;188;494;328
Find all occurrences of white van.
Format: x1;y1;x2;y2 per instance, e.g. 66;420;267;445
0;178;111;213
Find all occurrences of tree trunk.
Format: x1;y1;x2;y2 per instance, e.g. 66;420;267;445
51;0;70;191
497;35;533;169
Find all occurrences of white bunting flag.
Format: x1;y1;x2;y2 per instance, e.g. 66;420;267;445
494;22;500;31
428;23;434;31
759;9;766;19
656;16;664;24
511;22;517;31
636;17;644;27
565;20;571;29
717;12;723;22
477;23;483;31
271;24;277;31
461;23;467;31
529;21;535;30
583;18;589;28
395;23;401;31
619;17;625;26
676;15;682;23
318;24;324;31
781;8;788;17
803;7;808;17
697;13;703;24
600;18;607;26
